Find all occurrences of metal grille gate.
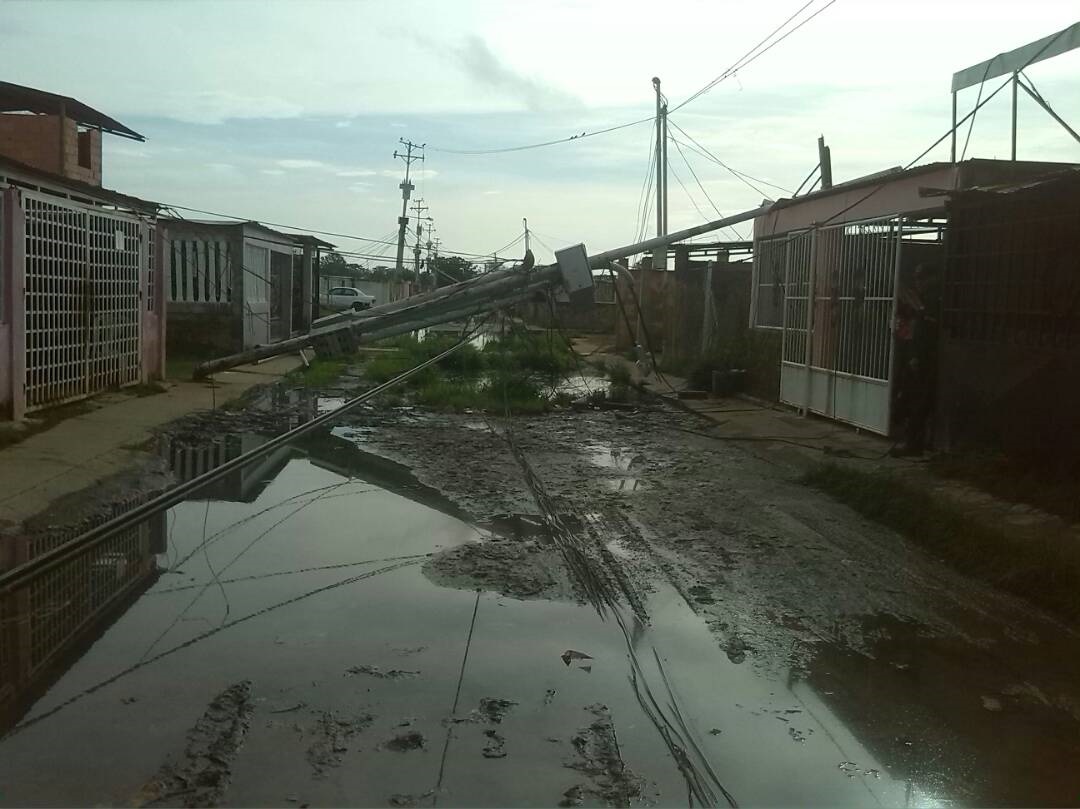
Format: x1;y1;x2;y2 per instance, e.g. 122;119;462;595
779;217;901;435
23;192;144;411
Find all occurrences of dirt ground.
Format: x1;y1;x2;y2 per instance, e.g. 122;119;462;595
4;355;1080;806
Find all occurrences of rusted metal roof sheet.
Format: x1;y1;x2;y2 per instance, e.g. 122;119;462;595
952;22;1080;93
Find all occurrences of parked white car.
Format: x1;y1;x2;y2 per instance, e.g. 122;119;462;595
324;286;376;311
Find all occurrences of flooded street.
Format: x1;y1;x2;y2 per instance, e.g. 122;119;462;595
2;395;1080;807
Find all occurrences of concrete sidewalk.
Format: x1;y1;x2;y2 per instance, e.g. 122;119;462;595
0;355;302;528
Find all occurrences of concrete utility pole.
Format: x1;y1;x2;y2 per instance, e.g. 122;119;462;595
393;139;424;278
639;77;668;367
410;198;430;286
523;217;530;255
652;77;666;241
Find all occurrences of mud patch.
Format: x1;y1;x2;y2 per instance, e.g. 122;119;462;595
305;711;374;777
563;703;644;807
381;730;427;752
482;729;507;758
138;680;254;807
345;665;419;680
448;696;518;726
423;538;579;601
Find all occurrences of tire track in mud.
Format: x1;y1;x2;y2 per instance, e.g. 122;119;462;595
135;680;254;808
500;421;738;808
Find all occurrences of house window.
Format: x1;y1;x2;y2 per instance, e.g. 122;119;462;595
77;129;92;170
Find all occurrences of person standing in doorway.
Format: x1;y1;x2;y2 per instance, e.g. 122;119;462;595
893;263;940;455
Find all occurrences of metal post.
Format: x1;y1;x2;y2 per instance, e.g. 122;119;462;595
700;260;715;355
802;229;818;418
950;91;957;163
1011;71;1019;160
817;136;833;190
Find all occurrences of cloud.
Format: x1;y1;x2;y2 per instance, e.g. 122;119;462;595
260;169;286;175
335;120;352;128
482;190;502;195
434;35;580;112
336;169;378;177
277;158;329;170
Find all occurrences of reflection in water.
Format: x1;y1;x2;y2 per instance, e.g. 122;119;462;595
1;423;1077;805
0;508;164;730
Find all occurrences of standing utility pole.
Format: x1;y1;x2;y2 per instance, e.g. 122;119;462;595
523;218;530;255
652;77;667;241
393;139;424;277
410;198;430;286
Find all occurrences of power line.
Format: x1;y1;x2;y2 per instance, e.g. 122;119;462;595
667;134;746;240
670;0;838;113
161;202;494;260
426;116;654;155
667;159;713;224
667;120;792;197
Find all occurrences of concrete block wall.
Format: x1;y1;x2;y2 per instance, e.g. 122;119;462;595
0;113;101;186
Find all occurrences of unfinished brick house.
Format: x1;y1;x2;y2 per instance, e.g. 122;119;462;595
0;82;164;419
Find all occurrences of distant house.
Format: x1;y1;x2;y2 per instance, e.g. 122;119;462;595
160;220;333;355
0;82;164;419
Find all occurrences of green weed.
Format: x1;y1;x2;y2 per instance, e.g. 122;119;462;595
803;462;1080;624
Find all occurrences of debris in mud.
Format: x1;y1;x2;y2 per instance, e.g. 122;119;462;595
981;695;1003;712
423;538;577;601
482;729;507;758
478;697;517;724
688;585;715;605
708;728;723;735
345;665;419;679
565;704;644;807
559;784;585;807
788;727;807;743
393;645;428;656
138;680;254;807
389;791;435;807
544;688;558;705
561;649;593;666
724;635;749;664
305;711;374;777
381;731;427;752
267;701;306;714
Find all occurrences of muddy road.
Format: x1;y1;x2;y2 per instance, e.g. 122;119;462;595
2;382;1079;807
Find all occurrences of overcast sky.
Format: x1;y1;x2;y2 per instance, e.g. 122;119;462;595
2;0;1078;263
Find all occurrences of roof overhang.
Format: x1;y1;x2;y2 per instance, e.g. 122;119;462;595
754;159;1080;236
0;81;144;141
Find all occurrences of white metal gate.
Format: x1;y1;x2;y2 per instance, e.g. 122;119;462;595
23;192;144;411
779;217;901;434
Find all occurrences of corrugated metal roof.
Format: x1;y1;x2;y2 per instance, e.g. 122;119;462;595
0;81;144;141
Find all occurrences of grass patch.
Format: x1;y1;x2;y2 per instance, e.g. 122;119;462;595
803;462;1080;624
165;356;200;382
356;331;572;414
291;357;349;388
931;451;1080;525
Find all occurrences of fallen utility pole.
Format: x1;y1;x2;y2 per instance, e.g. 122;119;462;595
0;339;476;598
192;203;773;379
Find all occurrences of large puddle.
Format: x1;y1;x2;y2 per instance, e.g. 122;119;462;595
0;422;1075;806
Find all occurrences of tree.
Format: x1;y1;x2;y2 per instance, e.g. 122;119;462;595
429;255;478;287
319;250;348;273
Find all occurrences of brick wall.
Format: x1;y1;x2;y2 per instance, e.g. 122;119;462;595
0;113;102;186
